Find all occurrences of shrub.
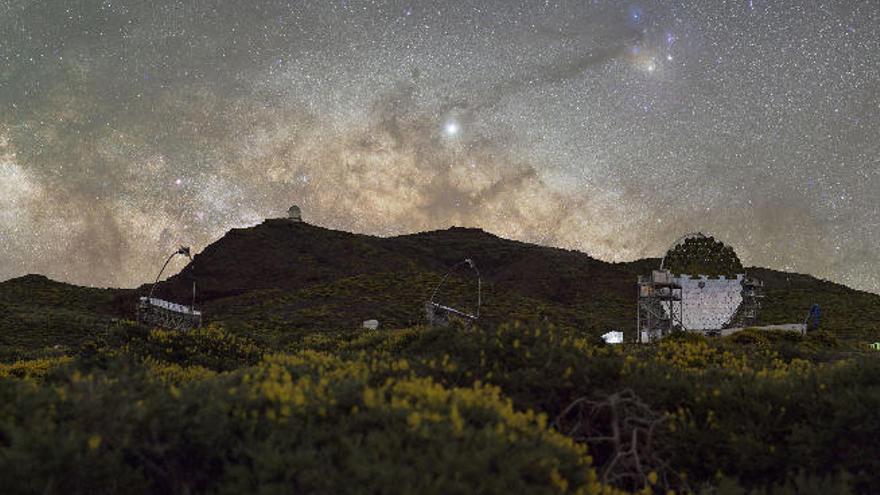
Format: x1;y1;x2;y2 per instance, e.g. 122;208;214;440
139;324;262;371
0;356;73;381
0;352;624;495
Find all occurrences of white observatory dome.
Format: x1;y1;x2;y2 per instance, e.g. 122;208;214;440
288;204;302;222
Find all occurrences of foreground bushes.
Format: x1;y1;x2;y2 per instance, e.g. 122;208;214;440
332;324;880;492
0;350;621;495
2;320;879;493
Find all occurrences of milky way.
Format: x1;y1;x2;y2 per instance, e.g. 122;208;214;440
1;1;878;291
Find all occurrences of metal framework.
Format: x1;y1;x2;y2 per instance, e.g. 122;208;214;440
725;276;764;330
639;232;763;341
637;269;683;343
425;258;481;328
137;246;202;331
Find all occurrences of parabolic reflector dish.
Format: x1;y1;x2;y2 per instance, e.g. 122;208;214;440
661;234;747;331
665;275;744;330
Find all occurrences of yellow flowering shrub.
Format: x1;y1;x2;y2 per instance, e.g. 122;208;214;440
142;356;217;384
0;356;72;380
230;351;627;494
1;316;877;494
143;324;260;370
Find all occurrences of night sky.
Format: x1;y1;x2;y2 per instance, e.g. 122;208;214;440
1;1;878;292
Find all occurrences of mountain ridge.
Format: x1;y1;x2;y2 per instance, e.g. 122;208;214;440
2;218;878;355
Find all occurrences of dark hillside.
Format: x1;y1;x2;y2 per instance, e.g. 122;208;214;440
747;267;880;340
0;275;119;358
147;221;644;337
2;220;878;349
160;219;410;300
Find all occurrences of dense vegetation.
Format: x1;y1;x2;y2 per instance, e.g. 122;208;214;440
2;223;879;493
1;319;877;494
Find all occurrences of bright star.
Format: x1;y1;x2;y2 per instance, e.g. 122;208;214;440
443;120;460;137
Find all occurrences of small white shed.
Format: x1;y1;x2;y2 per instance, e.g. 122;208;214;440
602;331;624;345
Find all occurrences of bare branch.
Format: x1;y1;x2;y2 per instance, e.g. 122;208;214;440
553;389;688;492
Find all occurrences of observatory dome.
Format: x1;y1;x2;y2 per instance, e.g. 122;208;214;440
288;205;303;222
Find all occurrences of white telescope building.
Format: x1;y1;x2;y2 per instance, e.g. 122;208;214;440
637;233;763;343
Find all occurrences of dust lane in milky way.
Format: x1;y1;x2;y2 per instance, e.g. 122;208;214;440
0;1;878;292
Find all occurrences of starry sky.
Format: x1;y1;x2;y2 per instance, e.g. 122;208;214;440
1;0;878;292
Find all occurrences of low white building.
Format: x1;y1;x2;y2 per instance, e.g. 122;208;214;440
602;331;624;344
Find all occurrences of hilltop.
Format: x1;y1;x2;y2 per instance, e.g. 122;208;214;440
2;218;879;356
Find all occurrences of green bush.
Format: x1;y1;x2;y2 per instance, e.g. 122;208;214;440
3;316;880;493
0;352;624;495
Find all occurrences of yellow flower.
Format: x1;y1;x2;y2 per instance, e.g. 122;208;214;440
549;468;569;492
450;405;464;435
88;434;102;450
407;412;422;429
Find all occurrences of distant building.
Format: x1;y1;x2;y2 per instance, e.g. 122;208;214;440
602;331;624;344
288;205;303;222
